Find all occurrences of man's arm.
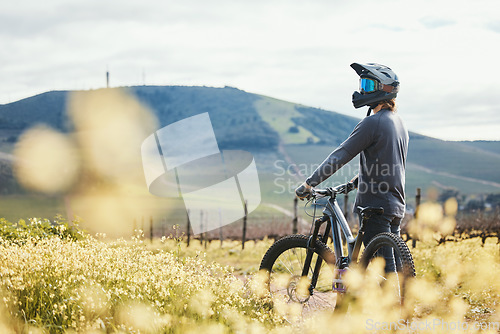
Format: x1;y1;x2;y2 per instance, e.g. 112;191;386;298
305;147;354;187
305;117;376;187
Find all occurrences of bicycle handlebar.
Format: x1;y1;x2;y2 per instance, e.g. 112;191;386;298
311;182;356;198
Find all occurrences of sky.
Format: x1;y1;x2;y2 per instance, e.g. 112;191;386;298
1;0;500;141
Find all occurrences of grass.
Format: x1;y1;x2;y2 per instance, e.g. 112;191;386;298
0;231;282;333
254;96;320;145
0;195;67;222
160;236;500;323
1;213;500;333
152;238;272;276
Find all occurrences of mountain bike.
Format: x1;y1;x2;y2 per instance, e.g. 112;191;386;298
259;183;415;316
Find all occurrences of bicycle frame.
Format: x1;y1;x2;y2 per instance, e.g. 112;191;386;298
301;191;366;293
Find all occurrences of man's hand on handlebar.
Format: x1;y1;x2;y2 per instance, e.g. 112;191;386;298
335;174;358;193
333;181;356;194
296;179;357;200
349;174;359;189
295;181;312;200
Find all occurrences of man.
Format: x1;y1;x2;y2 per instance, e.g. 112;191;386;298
295;63;409;271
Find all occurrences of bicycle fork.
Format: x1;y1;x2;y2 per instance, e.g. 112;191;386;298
301;214;367;295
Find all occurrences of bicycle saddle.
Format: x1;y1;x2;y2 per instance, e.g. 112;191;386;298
357;206;384;218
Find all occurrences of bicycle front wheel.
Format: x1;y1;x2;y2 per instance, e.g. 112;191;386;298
259;234;338;319
360;232;415;305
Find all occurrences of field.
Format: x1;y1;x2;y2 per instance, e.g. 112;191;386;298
1;88;499;333
0;195;67;222
1;214;500;333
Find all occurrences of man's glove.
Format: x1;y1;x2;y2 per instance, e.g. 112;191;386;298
346;181;356;193
337;181;356;194
295;182;312;200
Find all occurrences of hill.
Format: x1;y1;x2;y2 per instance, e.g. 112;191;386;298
1;85;499;208
460;141;500;156
0;86;367;152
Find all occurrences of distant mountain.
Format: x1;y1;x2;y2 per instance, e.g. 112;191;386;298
1;85;499;198
0;91;69;131
0;86;362;150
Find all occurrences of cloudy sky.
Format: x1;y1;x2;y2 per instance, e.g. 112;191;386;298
1;0;499;140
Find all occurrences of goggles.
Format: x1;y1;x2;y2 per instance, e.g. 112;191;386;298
360;77;397;94
360;77;379;93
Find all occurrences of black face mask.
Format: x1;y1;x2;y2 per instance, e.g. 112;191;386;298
352;90;397;110
352;91;367;109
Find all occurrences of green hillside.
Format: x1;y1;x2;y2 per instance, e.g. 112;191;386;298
460;141;500;155
282;144;500;202
0;91;69;131
131;86;280;150
0;85;499;221
1;85;498;189
407;137;500;185
254;96;320;145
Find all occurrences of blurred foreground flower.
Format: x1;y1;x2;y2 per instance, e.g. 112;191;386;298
13;88;173;236
409;198;457;241
14;126;80;194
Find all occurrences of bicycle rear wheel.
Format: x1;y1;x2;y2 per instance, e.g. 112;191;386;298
360;232;415;305
259;234;338;319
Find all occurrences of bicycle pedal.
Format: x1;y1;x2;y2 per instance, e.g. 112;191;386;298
332;268;347;293
333;282;346;293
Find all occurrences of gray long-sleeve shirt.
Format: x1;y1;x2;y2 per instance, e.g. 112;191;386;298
306;109;409;218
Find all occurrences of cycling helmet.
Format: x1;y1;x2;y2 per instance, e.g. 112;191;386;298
351;62;399;110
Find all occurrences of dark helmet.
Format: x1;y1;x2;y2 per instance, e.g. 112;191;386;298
351;62;399;109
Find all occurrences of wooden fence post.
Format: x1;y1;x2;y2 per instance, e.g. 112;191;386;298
203;210;207;250
150;216;153;243
200;211;204;246
413;188;421;248
242;200;248;250
292;197;298;234
186;210;191;247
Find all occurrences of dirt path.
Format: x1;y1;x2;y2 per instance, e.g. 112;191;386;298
277;142;304;181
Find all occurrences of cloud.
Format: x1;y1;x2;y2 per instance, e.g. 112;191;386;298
367;24;406;32
486;20;500;33
420;16;456;29
401;88;500;140
1;0;499;141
